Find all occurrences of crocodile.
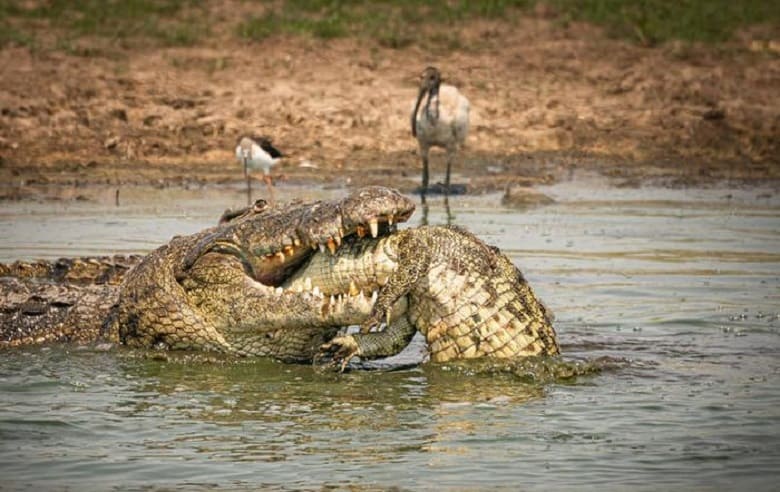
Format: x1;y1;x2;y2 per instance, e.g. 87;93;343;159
0;255;142;346
0;254;142;285
1;189;560;366
1;187;415;360
287;225;559;366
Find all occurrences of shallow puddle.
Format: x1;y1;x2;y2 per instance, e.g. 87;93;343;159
1;179;779;489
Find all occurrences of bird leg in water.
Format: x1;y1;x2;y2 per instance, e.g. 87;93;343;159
262;174;275;206
444;147;455;192
420;147;430;197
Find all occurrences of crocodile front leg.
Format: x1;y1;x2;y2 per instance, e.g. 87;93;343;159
315;231;430;368
358;231;429;333
319;313;417;370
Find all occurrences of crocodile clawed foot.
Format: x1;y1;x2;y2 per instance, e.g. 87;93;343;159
316;335;361;372
359;309;389;334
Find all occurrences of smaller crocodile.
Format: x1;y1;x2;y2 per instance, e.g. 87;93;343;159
287;225;559;367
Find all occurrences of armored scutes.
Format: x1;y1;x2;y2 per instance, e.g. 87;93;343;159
1;187;415;360
1;187;560;366
292;226;559;365
0;256;142;346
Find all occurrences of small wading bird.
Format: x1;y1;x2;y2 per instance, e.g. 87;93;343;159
411;66;470;197
235;135;283;205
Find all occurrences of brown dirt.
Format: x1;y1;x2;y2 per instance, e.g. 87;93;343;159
1;10;779;200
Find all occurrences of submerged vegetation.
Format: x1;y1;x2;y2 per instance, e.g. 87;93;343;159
1;0;778;52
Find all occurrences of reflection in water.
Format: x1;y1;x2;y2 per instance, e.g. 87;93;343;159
443;193;454;224
120;352;570;418
107;351;574;471
419;193;454;226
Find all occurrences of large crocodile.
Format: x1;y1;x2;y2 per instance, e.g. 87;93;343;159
0;187;415;360
290;226;559;367
0;255;143;345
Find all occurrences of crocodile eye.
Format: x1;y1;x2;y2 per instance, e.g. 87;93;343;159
252;199;268;212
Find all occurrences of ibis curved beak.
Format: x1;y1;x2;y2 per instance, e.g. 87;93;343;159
411;86;426;138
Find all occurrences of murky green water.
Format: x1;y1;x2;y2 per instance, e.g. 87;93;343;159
1;180;779;490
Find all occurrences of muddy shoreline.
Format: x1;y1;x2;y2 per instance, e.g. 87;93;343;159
1;13;778;200
2;148;775;204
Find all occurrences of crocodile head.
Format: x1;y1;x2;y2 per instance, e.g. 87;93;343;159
178;186;415;286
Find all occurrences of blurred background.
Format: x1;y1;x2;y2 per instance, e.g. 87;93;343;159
0;0;778;199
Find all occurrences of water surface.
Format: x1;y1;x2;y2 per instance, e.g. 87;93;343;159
1;180;779;490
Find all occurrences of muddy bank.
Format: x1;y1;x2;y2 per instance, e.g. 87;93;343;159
1;12;778;197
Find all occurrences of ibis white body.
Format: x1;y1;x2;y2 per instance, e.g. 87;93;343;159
413;84;470;152
411;67;470;195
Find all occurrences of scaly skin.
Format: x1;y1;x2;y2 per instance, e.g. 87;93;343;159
0;255;143;285
1;191;558;365
290;225;559;364
0;255;141;347
1;187;415;360
0;277;120;346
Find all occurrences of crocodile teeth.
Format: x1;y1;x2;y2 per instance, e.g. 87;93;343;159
349;280;359;296
312;286;321;297
283;245;295;256
388;214;394;226
318;243;326;253
371;290;378;303
276;251;286;261
304;277;312;291
369;218;379;238
334;235;341;247
327;238;337;255
329;295;335;306
293;237;301;247
356;225;366;238
275;287;284;296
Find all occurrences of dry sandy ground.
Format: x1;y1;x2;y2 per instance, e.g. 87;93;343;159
1;9;778;200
